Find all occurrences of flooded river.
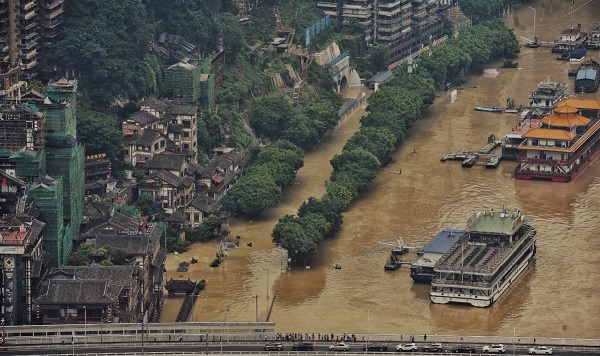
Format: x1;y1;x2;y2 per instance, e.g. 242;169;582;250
162;0;600;339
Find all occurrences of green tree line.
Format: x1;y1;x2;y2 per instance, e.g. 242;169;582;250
273;20;520;262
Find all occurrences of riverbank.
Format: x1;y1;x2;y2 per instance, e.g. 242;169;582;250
162;0;600;339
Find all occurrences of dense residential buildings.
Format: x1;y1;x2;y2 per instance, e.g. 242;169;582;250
316;0;452;65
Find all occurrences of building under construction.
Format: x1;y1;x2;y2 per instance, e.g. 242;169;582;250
0;78;84;267
165;60;214;109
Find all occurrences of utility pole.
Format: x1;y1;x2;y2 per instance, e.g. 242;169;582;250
255;295;259;322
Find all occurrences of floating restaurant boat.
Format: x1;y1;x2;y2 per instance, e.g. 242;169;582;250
474;106;503;112
429;207;537;307
501;118;542;160
515;99;600;182
552;27;588;53
526;80;568;117
410;229;464;283
574;60;600;93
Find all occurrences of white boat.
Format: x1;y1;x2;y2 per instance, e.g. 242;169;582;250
429;207;537;307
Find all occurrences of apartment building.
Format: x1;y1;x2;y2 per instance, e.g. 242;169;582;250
0;0;66;81
316;0;451;64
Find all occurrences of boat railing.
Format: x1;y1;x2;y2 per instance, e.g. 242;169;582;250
431;277;492;288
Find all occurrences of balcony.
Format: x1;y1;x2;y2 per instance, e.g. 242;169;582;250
18;19;38;30
44;0;64;10
20;0;36;11
44;7;63;20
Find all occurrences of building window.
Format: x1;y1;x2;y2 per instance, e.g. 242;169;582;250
154;143;159;150
160;140;165;148
183;132;190;138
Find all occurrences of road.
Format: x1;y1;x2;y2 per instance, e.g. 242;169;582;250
1;341;597;356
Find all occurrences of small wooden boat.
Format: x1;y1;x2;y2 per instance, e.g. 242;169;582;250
474;106;504;112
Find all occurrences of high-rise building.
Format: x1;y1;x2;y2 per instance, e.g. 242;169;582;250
0;0;66;81
316;0;451;65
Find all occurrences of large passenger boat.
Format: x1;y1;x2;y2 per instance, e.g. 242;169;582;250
515;99;600;182
429;208;537;307
526;80;568;117
410;229;464;283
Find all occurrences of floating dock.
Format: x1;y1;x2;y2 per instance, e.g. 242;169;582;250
442;136;503;168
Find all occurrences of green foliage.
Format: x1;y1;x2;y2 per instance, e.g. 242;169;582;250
217;13;249;62
186;214;222;243
67;242;95;266
344;127;397;162
76;96;125;177
50;0;155;106
224;140;303;217
137;195;154;216
419;21;520;87
97;244;128;265
224;173;282;217
458;0;516;24
167;236;190;253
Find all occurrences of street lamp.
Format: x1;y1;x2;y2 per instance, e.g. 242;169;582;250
511;307;516;356
83;306;86;344
255;294;258;322
528;6;536;41
365;305;370;354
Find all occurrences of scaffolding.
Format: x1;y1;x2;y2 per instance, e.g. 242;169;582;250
46;143;84;238
27;176;64;268
43;78;78;140
165;62;202;102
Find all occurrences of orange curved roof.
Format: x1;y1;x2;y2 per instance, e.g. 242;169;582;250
522;128;576;140
541;113;590;127
553;102;579;114
557;98;600;110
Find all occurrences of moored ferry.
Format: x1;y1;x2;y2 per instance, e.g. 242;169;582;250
410;229;464;283
526;80;568;117
515;99;600;182
429;208;537;307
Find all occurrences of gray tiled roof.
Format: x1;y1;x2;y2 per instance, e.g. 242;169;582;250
147;170;182;187
140;98;170;113
134;129;162;147
129;111;160;126
95;234;149;256
188;195;219;214
35;280;116;305
146;154;187;172
48;265;140;286
171;104;198;116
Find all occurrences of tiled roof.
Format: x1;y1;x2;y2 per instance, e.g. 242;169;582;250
47;265;140;288
129;111;160;126
188;195;219;214
522;128;576;140
165;211;185;223
541;113;591;127
140;98;171;113
95;234;149;255
146;154;187;172
181;176;195;187
146;170;183;187
171;104;198;116
133;129;162;147
557;98;600;110
168;123;183;133
35;280;116;305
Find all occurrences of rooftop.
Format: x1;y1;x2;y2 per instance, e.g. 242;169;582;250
467;210;523;235
420;229;465;254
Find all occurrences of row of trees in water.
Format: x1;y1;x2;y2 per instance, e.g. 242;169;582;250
270;20;520;261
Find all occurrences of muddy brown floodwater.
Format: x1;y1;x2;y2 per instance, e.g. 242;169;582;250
162;0;600;339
